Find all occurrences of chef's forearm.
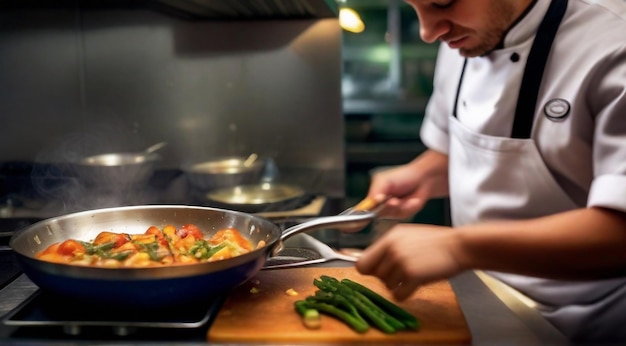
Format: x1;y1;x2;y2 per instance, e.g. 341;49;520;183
455;207;626;280
408;149;450;198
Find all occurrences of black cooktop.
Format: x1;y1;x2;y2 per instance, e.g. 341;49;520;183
0;251;21;291
0;218;41;291
2;290;226;341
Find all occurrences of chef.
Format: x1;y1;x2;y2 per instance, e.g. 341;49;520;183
352;0;626;342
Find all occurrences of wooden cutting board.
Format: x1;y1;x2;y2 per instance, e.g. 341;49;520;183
207;267;471;344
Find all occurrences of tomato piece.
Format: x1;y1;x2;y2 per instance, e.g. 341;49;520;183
179;224;204;240
93;231;130;248
37;243;61;257
57;239;86;256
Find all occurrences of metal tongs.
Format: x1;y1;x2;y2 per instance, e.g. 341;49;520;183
264;197;387;269
277;196;387;242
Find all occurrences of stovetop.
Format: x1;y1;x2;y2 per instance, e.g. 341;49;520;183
2;290;225;340
0;235;352;341
0;218;41;291
0;252;21;292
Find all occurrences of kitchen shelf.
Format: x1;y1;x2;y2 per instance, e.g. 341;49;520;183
343;44;439;63
343;97;428;115
346;141;426;165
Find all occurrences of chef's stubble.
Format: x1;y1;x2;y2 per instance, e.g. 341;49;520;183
459;0;518;57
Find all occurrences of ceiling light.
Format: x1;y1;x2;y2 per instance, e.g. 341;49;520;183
339;8;365;33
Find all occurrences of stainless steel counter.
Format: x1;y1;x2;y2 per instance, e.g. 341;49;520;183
0;267;568;345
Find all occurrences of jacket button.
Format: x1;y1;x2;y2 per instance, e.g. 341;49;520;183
510;53;520;62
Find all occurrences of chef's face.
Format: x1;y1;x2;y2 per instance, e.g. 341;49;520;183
404;0;533;57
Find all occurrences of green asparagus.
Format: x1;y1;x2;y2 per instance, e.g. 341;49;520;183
295;299;368;333
342;278;420;330
295;275;420;334
294;300;321;329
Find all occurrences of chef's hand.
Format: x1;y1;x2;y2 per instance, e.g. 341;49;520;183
368;150;449;220
355;223;465;301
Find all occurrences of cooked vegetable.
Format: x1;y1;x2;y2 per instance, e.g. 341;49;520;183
57;239;86;257
189;240;226;260
294;275;420;334
36;224;258;268
285;288;299;296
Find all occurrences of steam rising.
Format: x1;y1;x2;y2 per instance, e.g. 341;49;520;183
29;121;159;216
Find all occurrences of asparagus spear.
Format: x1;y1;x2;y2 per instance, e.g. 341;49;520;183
294;300;322;329
295;299;369;333
316;276;399;334
295;275;421;334
342;278;420;330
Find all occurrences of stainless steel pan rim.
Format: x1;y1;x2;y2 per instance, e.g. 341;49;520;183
8;204;379;306
10;205;280;280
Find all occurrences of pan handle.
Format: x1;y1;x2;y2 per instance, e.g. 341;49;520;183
270;199;386;257
338;195;388;216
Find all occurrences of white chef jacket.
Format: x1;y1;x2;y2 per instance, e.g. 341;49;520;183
420;0;626;341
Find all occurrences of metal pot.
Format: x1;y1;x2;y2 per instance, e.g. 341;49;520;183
72;142;167;189
9;204;378;309
183;156;266;192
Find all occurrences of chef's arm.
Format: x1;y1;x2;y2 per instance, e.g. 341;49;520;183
367;149;449;219
405;149;450;199
456;207;626;280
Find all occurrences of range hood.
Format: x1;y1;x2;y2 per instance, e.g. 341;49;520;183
0;0;339;20
152;0;339;19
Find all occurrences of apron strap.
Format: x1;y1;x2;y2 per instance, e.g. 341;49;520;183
453;0;569;139
452;59;468;118
512;0;568;139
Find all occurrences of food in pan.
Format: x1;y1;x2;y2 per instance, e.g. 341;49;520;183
36;224;262;268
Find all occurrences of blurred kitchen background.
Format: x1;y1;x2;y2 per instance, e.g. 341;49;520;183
339;0;447;236
0;0;447;248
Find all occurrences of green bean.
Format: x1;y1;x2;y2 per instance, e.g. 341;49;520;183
342;278;419;330
294;300;321;329
301;275;421;334
302;300;369;333
318;276;397;334
308;291;368;327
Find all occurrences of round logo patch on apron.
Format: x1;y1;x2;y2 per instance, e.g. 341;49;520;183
544;98;570;121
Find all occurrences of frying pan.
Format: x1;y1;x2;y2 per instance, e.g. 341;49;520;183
183;156;266;192
204;183;309;213
9;204;379;309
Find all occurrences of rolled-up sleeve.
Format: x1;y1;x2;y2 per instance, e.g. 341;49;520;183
587;45;626;213
419;45;464;155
